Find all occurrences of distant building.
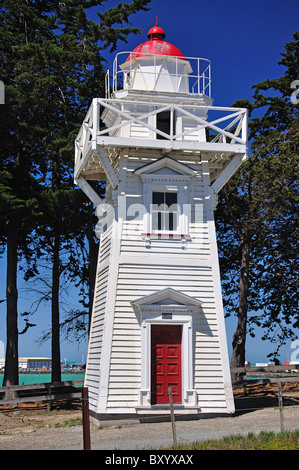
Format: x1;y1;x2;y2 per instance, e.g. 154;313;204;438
0;357;52;370
71;362;86;370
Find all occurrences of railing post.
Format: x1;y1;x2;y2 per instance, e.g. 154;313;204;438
113;55;117;94
81;387;91;450
170;105;174;146
197;58;200;94
92;98;99;146
242;108;248;145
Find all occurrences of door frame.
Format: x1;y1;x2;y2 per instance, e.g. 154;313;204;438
139;313;195;407
131;288;201;408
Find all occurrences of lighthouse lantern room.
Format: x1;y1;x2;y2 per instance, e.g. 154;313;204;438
75;23;248;420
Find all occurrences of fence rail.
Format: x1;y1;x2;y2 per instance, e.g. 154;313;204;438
231;365;299;383
231;364;299;374
0;379;84;407
0;366;298;408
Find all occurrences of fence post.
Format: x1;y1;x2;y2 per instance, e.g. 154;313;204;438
47;384;52;412
277;379;284;433
168;387;177;448
81;387;91;450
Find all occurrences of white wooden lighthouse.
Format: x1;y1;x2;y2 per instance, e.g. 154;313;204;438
75;24;248;420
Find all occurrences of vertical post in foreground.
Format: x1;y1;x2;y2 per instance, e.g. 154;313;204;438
277;379;284;433
168;387;177;448
82;386;91;450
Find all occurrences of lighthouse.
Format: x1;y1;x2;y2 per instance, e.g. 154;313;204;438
75;24;248;420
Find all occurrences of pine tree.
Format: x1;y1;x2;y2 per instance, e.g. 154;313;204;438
0;0;151;385
215;32;299;374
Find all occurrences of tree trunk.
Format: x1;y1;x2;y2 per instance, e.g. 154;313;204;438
231;240;250;381
51;234;61;383
3;218;20;386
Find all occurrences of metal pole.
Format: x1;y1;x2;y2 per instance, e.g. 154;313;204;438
168;387;177;448
81;386;91;450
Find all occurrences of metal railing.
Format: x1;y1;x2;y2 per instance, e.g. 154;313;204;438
105;51;212;98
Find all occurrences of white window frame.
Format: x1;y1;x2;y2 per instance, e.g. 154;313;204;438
134;156;196;240
143;176;189;235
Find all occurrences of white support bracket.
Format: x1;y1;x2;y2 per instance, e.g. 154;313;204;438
211;153;247;195
75;178;103;206
96;145;119;190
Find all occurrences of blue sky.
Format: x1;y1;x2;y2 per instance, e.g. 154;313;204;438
101;0;299;107
0;0;298;364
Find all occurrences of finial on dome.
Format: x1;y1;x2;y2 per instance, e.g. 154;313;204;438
126;20;186;62
147;19;166;40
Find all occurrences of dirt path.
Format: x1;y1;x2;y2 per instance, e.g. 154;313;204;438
0;405;298;450
1;384;298;450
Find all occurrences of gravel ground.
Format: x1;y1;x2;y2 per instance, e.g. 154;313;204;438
1;404;298;450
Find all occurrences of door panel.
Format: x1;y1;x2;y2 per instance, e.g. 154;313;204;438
151;325;182;404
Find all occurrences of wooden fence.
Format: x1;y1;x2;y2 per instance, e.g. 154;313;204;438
0;365;298;408
0;379;84;408
231;364;299;386
232;364;299;376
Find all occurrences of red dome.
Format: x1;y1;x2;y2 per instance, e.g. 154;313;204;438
147;25;166;40
126;24;186;62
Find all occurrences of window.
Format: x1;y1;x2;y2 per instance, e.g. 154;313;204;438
152;191;178;231
156;111;175;140
134;156;196;241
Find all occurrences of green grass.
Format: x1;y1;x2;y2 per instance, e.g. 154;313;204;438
167;430;299;450
54;417;82;428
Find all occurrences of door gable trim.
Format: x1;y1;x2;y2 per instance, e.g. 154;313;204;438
131;288;201;316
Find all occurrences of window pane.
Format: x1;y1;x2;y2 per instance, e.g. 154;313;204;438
168;212;174;231
164;212;177;231
158;212;162;231
171;213;177;231
152;211;162;230
152;192;164;205
166;192;177;206
156;111;171;140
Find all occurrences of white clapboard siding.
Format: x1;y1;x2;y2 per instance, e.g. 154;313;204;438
130;122;149;139
101;246;225;410
84;143;234;415
84;252;111;407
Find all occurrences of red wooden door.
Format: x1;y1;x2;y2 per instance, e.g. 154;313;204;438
151;325;182;405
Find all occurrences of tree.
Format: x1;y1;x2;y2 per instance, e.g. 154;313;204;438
215;32;299;374
0;0;151;385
